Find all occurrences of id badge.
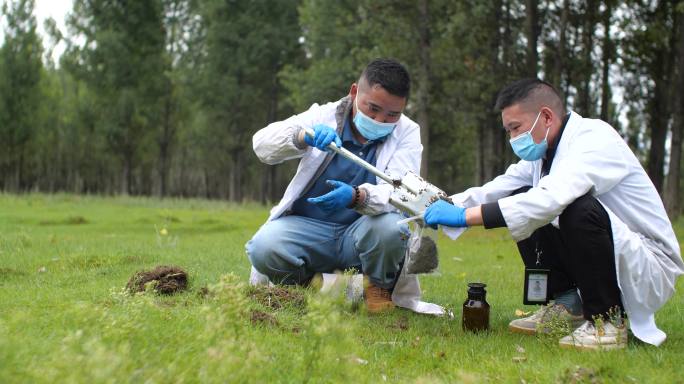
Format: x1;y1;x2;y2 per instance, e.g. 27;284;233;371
523;268;550;305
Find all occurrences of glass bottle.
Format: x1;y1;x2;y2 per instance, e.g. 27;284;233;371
462;282;490;332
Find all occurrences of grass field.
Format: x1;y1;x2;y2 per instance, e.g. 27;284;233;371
0;194;682;383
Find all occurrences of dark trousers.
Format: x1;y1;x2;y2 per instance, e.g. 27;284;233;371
515;192;624;321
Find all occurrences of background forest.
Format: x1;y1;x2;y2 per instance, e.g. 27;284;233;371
1;0;683;215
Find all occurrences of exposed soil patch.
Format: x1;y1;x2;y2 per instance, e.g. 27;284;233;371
250;310;279;326
560;366;600;384
394;316;409;331
247;285;306;310
158;215;181;223
126;265;188;295
0;267;27;278
197;286;210;298
39;216;89;225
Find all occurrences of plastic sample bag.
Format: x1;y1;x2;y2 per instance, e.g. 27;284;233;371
405;223;439;274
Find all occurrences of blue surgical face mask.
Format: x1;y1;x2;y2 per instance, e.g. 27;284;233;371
353;96;397;141
509;111;549;161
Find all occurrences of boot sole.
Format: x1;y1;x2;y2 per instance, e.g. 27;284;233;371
508;324;538;335
366;303;395;314
559;341;627;351
509;320;585;335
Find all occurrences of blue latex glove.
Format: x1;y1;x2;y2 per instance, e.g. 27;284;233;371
304;124;342;151
423;199;467;228
307;180;354;212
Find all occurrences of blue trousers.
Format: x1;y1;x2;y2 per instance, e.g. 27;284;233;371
246;213;409;289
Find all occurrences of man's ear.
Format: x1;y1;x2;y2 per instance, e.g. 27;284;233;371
349;83;358;99
541;106;554;126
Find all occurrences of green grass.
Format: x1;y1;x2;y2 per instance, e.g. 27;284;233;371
0;193;682;383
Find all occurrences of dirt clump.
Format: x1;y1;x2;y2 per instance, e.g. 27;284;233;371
250;310;279;326
560;366;600;384
197;286;210;297
393;316;409;331
247;285;306;310
126;265;188;295
39;216;89;225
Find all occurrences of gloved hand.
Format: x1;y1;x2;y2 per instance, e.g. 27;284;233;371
423;199;467;228
307;180;354;212
304;124;342;151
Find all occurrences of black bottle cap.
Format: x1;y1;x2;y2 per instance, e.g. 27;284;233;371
467;282;487;300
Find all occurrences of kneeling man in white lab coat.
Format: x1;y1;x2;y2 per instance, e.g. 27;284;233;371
424;78;683;350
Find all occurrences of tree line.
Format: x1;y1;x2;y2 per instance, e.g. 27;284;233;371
2;0;684;216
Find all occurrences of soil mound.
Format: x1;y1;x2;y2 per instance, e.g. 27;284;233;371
250;310;279;326
126;265;188;294
247;285;306;310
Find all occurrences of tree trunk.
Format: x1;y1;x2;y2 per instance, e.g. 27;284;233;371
178;147;187;197
262;70;279;204
477;122;485;185
203;167;210;199
524;0;539;77
159;93;172;198
648;2;677;193
229;149;244;201
417;0;431;178
501;0;512;72
504;1;516;167
577;0;598;116
664;9;684;215
122;156;132;195
648;76;668;192
18;150;24;191
551;0;569;91
490;0;507;177
600;1;613;122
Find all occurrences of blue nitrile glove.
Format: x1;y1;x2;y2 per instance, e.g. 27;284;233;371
307;180;354;212
423;199;467;228
304;124;342;151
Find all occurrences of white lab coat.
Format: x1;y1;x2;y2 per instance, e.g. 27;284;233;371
249;97;446;316
450;111;683;345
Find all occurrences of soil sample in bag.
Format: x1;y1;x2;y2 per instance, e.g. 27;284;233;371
462;282;490;332
406;235;438;274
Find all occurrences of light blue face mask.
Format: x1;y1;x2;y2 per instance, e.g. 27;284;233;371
509;111;549;161
353;96;398;141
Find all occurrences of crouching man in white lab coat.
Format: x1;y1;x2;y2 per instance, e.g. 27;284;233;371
424;78;683;350
246;58;444;316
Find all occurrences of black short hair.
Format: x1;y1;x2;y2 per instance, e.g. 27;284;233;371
494;78;564;113
360;58;410;99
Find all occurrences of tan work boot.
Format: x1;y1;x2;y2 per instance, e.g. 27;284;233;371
509;304;584;335
364;280;394;314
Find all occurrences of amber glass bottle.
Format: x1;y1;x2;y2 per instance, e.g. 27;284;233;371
462;282;490;332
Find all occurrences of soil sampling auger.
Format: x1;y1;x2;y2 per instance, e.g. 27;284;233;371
304;127;453;226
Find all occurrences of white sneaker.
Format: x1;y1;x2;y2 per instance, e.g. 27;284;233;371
559;320;628;351
509;304;584;335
